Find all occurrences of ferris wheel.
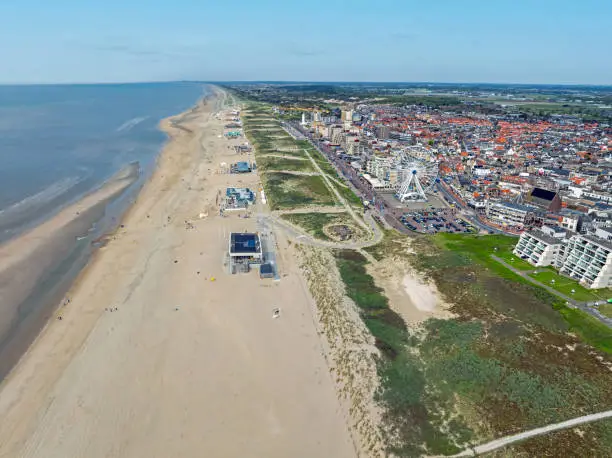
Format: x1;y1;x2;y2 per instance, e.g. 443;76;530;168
395;156;439;202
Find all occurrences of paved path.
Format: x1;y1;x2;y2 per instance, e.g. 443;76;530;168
491;255;612;328
270;211;383;251
443;409;612;457
274;206;347;215
256;154;308;161
303;148;371;233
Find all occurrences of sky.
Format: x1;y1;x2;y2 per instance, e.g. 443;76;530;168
1;0;611;85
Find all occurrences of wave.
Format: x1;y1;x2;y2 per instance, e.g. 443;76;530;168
0;176;84;219
116;116;149;133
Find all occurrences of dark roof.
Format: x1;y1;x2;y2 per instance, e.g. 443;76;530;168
260;263;274;275
230;233;260;254
530;187;557;202
547;168;570;177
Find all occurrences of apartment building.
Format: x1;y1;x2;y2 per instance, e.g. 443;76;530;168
514;229;612;289
513;229;564;267
559;235;612;289
485;201;538;226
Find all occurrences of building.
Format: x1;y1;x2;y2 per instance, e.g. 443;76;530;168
513;229;564;267
513;230;612;289
231;161;252;173
228;233;263;274
526;187;562;212
375;125;390;140
559;235;612;289
485;201;539;226
224;187;255;210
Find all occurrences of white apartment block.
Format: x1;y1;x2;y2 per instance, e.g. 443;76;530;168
513;230;563;267
513;229;612;289
559;235;612;289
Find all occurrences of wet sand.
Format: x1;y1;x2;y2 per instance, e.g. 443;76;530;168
0;89;356;458
0;164;138;379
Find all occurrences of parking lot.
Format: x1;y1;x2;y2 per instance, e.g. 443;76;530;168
400;208;476;234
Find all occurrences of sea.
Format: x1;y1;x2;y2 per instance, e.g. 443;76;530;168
0;82;208;241
0;82;208;379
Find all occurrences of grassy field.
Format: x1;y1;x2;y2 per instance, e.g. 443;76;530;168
355;232;612;456
528;270;601;302
599;303;612;318
281;212;366;241
255;156;314;173
262;172;336;210
242;103;363;213
496;250;535;271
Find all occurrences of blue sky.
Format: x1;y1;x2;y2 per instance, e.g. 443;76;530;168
1;0;610;84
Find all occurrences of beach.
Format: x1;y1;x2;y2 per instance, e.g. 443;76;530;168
0;88;356;457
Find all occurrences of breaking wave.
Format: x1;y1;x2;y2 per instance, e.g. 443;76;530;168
116;116;149;133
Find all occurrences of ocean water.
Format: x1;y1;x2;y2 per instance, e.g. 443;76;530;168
0;83;207;379
0;82;208;241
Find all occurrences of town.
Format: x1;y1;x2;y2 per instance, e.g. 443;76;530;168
226;83;612;292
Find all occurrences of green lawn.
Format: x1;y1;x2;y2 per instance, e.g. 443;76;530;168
598;303;612;318
497;250;535;271
529;270;602;302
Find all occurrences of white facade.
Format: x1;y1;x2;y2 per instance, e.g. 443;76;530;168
486;201;532;226
513;231;563;267
559;235;612;289
561;214;581;232
513;231;612;289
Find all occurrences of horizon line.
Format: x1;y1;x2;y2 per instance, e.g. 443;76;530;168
0;80;611;88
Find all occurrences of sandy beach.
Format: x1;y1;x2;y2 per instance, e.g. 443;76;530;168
0;163;139;379
0;88;356;457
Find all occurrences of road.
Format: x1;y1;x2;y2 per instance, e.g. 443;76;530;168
292;123;407;233
443;409;612;457
492;255;612;328
435;182;508;235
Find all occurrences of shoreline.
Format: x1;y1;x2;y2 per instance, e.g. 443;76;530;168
0;87;356;457
0;91;214;382
0;163;140;380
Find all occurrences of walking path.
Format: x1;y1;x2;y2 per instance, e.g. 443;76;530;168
303;149;371;232
256;154;308;161
442;409;612;457
492;255;612;328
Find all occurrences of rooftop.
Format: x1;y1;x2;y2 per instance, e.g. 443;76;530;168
530;187;557;202
229;233;261;255
525;230;562;245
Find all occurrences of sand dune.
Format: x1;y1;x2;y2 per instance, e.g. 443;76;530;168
0;89;356;458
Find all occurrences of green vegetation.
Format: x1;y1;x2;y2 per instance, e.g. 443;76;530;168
599;303;612;318
379;95;463;108
529;270;599;301
255;156;314;173
347;231;612;456
242;103;363;214
334;250;470;456
434;233;612;353
282;212;365;241
507;102;612;123
496;250;535;271
262;172;336;210
331;180;362;207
